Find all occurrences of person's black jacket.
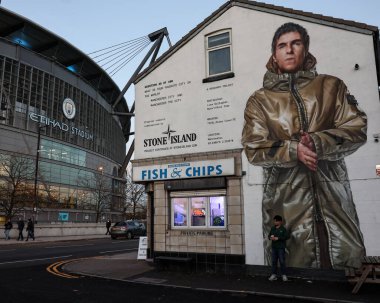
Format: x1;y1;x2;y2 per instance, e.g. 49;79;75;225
18;220;25;231
4;221;13;230
26;220;34;232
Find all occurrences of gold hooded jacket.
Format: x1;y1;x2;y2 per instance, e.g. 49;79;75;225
242;53;367;269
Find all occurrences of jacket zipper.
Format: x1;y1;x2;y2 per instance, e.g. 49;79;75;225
289;74;308;132
289;74;323;221
289;74;332;267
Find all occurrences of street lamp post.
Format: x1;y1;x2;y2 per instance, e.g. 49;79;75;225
98;166;104;174
33;124;44;223
97;165;105;223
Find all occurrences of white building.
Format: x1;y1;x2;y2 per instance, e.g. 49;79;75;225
132;0;380;273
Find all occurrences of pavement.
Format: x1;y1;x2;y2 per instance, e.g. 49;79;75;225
1;235;378;302
63;252;379;303
0;234;108;244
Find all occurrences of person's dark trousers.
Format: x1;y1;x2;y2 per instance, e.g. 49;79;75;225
18;230;24;241
271;248;286;275
26;231;34;241
105;228;110;235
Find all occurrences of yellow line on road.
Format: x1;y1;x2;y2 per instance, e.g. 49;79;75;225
46;259;82;279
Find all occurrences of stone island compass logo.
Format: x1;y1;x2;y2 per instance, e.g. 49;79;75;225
62;98;76;120
162;124;176;139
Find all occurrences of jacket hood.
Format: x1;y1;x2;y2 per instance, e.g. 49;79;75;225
263;52;318;91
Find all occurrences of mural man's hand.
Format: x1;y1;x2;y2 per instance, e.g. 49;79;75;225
297;142;318;171
300;131;316;151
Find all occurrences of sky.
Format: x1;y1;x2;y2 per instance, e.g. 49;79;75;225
1;0;379;91
1;0;379;148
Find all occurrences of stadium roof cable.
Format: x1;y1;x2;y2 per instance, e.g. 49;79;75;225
88;36;151;77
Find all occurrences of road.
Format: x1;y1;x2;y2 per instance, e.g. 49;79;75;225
0;238;289;303
0;237;138;269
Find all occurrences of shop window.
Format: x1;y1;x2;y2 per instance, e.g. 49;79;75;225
209;196;225;227
191;197;206;227
206;30;232;77
173;198;188;227
171;193;226;229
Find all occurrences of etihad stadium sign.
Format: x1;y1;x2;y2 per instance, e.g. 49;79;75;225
29;112;94;141
28;98;94;140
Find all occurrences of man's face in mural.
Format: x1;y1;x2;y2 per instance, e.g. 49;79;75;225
273;31;306;73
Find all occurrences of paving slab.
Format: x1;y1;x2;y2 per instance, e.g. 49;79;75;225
64;252;154;280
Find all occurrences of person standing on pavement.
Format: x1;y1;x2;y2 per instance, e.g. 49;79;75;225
25;218;35;241
17;217;25;241
268;215;289;282
105;219;111;235
4;219;13;240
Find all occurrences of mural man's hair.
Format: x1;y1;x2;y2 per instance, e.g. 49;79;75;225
273;215;283;221
271;22;310;53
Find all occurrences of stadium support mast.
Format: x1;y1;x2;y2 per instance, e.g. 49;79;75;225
113;27;171;177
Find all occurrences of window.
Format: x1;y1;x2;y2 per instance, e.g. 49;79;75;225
173;198;188;227
40;139;87;167
115;222;126;227
171;192;226;229
128;221;140;227
206;30;232;77
209;196;225;227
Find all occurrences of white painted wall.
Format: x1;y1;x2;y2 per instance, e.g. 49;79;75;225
134;6;380;264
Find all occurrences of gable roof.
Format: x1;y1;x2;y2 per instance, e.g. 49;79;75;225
134;0;380;85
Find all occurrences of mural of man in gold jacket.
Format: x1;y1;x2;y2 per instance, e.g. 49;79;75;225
241;22;367;270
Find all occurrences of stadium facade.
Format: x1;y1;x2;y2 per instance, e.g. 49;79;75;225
0;7;131;223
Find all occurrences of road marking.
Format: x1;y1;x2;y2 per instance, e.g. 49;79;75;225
46;259;83;279
99;248;137;254
0;255;72;266
44;244;94;249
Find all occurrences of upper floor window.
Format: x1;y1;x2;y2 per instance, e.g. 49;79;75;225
40;139;86;167
206;30;232;77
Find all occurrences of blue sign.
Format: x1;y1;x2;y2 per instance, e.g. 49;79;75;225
58;212;69;221
133;158;235;181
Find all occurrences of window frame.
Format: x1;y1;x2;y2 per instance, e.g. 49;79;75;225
205;29;233;78
171;193;227;230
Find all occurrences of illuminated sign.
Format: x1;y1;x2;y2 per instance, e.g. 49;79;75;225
133;158;235;181
29;113;94;141
62;98;76;120
58;212;69;221
28;98;93;140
